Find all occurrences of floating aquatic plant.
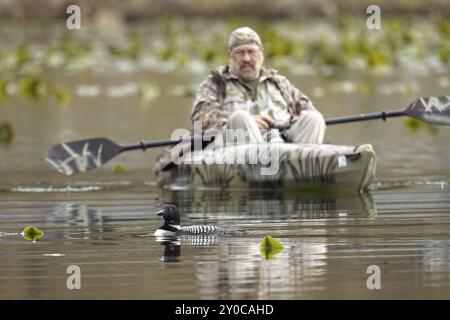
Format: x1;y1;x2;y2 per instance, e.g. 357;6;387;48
139;80;161;103
404;118;423;132
364;45;391;67
17;75;71;104
0;77;9;100
436;18;450;38
13;44;30;68
18;75;46;99
1;16;449;76
48;84;71;105
260;235;284;259
0;122;13;144
107;31;142;59
404;118;439;136
200;46;218;63
113;164;128;173
437;43;450;63
262;27;298;59
21;226;44;241
157;41;178;62
308;38;346;68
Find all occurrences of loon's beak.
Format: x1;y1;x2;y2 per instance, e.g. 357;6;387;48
155;209;165;216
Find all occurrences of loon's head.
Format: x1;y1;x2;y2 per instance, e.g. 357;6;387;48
156;204;181;224
154;204;181;237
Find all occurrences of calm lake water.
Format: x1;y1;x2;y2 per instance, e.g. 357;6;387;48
1;67;450;299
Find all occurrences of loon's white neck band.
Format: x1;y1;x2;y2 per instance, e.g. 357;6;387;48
154;225;181;237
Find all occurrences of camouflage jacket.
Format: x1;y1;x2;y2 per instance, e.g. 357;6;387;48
154;65;318;175
191;65;318;129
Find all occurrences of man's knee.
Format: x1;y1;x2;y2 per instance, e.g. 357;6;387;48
228;109;253;127
300;110;326;128
288;110;326;143
229;109;251;120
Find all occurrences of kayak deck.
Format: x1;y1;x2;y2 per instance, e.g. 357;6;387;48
156;143;376;192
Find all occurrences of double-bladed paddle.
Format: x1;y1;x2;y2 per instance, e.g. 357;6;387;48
274;95;450;129
46;95;450;175
46;135;213;175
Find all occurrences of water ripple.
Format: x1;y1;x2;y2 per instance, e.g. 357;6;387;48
9;186;103;193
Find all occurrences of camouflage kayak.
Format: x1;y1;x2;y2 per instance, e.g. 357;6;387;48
156;143;376;192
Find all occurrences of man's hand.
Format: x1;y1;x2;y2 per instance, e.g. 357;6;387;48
290;115;300;124
254;115;273;130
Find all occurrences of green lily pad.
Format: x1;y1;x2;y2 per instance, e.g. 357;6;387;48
18;76;47;100
0;122;13;144
404;118;439;136
113;164;128;173
0;78;9;99
404;118;424;132
15;44;30;66
21;226;44;241
48;84;71;105
260;236;284;259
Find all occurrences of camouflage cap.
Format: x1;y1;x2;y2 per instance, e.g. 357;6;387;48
228;27;263;51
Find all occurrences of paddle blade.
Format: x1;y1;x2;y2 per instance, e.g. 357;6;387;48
46;138;122;175
406;96;450;125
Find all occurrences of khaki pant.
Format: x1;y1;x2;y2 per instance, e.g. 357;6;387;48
225;109;326;144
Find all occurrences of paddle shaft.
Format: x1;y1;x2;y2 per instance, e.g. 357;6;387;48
273;110;406;130
121;110;407;151
326;110;405;125
119;135;214;153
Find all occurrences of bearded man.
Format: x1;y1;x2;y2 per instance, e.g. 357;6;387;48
154;26;326;176
191;26;326;144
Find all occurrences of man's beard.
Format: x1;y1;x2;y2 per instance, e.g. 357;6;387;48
231;61;261;81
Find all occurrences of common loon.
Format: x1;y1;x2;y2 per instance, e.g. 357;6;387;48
154;204;243;237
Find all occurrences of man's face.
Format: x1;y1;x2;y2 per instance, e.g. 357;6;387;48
229;44;264;82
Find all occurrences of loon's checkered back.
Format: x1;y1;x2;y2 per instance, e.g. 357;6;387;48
154;204;244;237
